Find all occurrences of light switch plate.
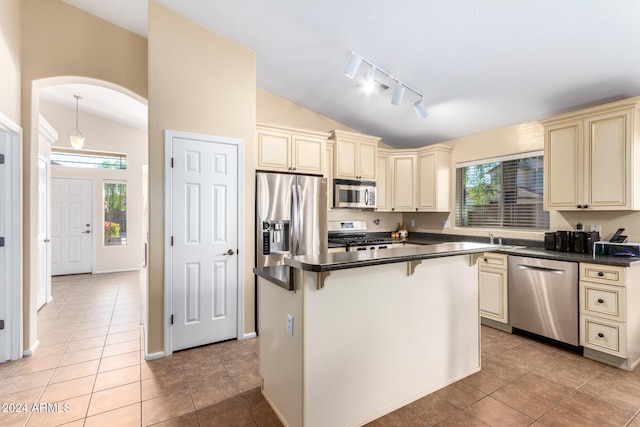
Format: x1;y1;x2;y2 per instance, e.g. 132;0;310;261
287;314;294;336
591;224;601;233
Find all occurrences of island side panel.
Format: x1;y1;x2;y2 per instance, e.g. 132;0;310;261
302;255;480;427
257;277;303;427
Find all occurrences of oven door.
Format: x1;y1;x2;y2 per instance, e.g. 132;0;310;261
334;180;376;208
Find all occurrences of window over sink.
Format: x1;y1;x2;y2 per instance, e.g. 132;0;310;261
455;151;549;230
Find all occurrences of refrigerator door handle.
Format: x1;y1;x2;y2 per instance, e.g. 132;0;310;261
291;183;299;255
295;184;303;255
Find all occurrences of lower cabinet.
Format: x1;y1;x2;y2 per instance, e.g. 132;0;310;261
479;252;508;324
579;262;640;370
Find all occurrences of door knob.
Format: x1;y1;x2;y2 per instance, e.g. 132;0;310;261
223;249;235;255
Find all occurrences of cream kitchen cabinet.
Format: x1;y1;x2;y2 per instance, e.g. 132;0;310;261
542;98;640;211
479;252;509;324
415;146;452;212
580;262;640;370
375;149;392;211
330;130;380;181
256;122;327;175
390;153;416;211
376;149;416;212
325;142;334;209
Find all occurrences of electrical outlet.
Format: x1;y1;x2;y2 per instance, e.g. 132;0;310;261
410;219;415;227
591;224;601;233
287;314;294;336
443;220;451;229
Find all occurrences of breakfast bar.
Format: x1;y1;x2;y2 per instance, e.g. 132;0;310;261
256;242;496;427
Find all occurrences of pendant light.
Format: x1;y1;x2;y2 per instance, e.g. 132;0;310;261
68;95;85;150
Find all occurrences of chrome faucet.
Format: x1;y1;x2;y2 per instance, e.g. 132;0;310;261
488;232;494;244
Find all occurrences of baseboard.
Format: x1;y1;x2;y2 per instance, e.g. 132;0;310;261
145;351;165;361
23;340;40;357
243;332;257;340
480;317;512;333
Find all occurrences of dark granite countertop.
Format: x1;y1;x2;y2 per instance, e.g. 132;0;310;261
285;242;497;272
495;246;640;267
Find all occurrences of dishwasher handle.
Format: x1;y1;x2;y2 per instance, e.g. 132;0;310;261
516;263;566;275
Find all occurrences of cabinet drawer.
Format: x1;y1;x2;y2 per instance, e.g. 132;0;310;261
479;253;508;269
579;281;625;321
580;315;627;357
580;263;625;286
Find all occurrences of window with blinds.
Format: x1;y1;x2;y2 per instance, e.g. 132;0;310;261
455;152;549;230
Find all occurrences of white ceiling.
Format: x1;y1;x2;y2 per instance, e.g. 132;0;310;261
40;84;148;130
62;0;640;148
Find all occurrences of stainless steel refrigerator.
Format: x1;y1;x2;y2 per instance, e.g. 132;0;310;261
256;172;327;267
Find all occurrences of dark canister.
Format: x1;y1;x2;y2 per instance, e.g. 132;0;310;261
544;232;556;250
555;230;572;252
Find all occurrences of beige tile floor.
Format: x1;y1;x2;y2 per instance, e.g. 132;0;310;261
1;271;640;426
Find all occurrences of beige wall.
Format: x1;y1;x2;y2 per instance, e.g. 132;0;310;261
40;100;147;273
20;0;148;352
0;0;21;125
257;88;356;133
148;2;256;355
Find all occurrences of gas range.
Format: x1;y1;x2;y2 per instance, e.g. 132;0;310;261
328;220;394;252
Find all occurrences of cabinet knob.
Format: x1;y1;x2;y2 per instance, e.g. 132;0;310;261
597;332;604;338
292;167;296;171
577;204;582;208
391;208;394;211
583;204;589;209
597;298;604;304
597;271;604;277
483;258;488;262
415;208;418;211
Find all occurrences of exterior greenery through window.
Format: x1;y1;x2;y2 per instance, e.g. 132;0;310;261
104;182;127;246
455;152;549;230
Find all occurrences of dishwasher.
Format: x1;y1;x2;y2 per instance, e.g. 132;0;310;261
509;256;579;346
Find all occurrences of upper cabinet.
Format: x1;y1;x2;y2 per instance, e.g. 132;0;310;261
376;149;392;211
542;98;640;211
416;146;452;212
330;130;380;181
256;122;328;175
375;145;452;212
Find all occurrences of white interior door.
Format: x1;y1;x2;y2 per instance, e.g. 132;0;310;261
169;134;239;351
0;120;22;363
37;156;51;309
51;178;93;276
0;131;8;361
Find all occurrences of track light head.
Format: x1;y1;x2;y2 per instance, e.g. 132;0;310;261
391;84;405;106
413;99;428;119
344;53;363;79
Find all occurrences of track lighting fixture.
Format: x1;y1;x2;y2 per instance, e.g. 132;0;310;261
391;83;405;106
343;50;427;119
413;98;428;119
68;95;85;149
344;53;363;79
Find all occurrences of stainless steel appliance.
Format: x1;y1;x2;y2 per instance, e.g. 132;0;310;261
328;220;392;251
333;179;376;209
509;256;579;346
256;172;327;267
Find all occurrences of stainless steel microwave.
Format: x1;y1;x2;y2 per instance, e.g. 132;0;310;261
333;179;376;208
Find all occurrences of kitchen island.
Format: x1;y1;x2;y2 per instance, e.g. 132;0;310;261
255;242;495;427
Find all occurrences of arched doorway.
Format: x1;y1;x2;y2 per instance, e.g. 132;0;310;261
27;76;148;356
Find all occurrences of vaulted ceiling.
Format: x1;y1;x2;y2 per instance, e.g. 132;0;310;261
62;0;640;148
